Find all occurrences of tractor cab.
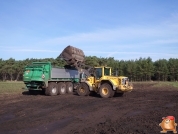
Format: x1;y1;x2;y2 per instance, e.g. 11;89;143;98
95;66;111;79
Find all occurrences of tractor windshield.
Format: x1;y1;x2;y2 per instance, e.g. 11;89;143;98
95;67;111;79
96;68;102;79
104;67;111;76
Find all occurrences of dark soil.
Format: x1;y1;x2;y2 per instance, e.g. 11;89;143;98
0;83;178;134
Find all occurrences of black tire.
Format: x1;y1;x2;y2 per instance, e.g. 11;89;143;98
99;83;115;98
77;83;90;96
66;82;73;94
45;82;58;96
58;82;67;95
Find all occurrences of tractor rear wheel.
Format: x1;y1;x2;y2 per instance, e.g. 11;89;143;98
99;83;114;98
58;82;67;95
66;82;73;94
45;82;58;96
77;83;90;96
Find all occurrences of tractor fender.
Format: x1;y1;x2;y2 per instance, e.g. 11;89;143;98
99;80;117;90
83;81;93;91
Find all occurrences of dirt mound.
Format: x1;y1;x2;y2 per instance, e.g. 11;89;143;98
0;83;177;134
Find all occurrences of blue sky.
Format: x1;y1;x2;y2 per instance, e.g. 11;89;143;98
0;0;178;61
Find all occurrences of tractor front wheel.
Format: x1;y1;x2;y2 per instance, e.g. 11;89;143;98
77;83;90;96
99;83;114;98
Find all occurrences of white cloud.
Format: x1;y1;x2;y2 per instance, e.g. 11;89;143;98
39;19;178;47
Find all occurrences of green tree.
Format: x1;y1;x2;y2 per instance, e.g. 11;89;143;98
168;58;178;81
125;60;137;81
6;58;16;81
154;59;168;81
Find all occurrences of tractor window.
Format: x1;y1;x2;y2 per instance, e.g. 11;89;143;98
104;68;110;76
95;68;102;79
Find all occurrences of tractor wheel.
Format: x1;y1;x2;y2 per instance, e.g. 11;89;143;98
99;83;115;98
58;82;67;95
45;82;58;96
77;83;90;96
66;82;73;94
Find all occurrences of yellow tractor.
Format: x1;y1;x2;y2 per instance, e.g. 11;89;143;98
77;66;133;98
59;45;133;98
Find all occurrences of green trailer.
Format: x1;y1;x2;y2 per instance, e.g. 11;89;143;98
23;62;81;96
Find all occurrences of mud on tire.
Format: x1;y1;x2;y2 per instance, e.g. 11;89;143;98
99;83;114;98
58;82;67;95
45;82;58;96
66;82;73;94
77;82;90;96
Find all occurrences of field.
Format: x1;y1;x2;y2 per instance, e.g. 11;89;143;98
0;81;25;94
0;81;178;134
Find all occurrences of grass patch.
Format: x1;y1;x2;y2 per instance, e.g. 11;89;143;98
153;81;178;88
0;81;26;94
133;81;178;89
1;81;178;94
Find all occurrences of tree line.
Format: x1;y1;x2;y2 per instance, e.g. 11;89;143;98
0;57;178;81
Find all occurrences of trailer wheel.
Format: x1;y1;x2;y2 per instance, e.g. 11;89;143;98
66;82;73;94
77;83;90;96
45;82;58;96
99;83;114;98
58;82;66;95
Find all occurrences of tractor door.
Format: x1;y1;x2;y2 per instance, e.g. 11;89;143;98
94;67;103;87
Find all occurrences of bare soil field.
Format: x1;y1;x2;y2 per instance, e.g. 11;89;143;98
0;83;178;134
